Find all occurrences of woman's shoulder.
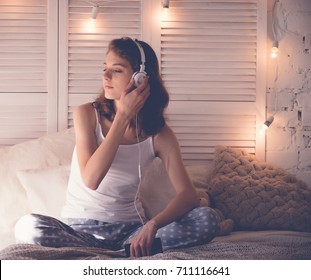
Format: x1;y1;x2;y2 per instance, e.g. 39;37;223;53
73;102;96;120
74;102;94;114
154;124;176;140
73;102;96;129
153;124;179;153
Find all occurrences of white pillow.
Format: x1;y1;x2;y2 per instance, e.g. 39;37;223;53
17;165;70;219
0;128;75;233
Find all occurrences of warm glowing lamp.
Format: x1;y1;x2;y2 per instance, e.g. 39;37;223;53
161;0;170;22
271;41;279;58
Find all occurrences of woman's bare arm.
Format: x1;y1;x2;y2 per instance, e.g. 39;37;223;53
74;103;129;189
129;124;200;257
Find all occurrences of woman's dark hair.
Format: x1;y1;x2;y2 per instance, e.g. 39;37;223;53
94;37;169;136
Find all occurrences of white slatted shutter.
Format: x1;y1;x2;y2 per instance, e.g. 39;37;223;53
0;0;58;145
161;0;266;164
58;0;142;129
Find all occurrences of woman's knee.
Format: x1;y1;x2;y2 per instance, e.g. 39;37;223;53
158;207;220;250
187;206;220;234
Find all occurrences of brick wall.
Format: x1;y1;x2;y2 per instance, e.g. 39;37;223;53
266;0;311;186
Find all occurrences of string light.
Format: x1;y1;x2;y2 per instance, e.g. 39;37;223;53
271;41;279;58
264;116;274;129
270;0;286;59
91;5;98;19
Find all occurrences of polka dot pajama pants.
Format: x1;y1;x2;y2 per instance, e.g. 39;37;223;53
14;207;220;251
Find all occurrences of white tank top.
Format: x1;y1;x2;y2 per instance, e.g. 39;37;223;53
61;107;155;223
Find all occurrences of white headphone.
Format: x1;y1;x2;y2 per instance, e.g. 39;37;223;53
132;39;147;87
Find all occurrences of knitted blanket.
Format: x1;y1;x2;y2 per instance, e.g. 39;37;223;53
1;231;311;260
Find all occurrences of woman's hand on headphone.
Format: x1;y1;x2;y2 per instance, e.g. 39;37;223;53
118;76;150;121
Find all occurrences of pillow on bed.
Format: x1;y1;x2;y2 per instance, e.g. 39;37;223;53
0;128;75;233
139;158;175;219
208;146;311;232
139;157;213;219
17;165;71;220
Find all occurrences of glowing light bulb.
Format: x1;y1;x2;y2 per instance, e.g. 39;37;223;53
84;4;99;33
271;41;279;58
161;7;169;21
85;18;96;33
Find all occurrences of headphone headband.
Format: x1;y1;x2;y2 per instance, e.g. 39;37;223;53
133;39;146;72
131;38;147;87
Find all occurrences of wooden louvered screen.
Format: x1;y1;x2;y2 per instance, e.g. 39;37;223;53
0;0;58;145
161;0;266;164
0;0;266;162
58;0;142;129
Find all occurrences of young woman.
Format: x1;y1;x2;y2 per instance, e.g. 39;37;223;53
14;37;220;257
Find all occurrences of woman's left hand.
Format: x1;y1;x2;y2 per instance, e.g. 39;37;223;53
129;220;158;257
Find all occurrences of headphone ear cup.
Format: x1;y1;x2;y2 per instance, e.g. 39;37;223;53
132;71;147;87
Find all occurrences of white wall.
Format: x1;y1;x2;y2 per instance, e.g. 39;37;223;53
266;0;311;185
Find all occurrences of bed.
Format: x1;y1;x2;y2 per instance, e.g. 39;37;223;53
0;128;310;260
